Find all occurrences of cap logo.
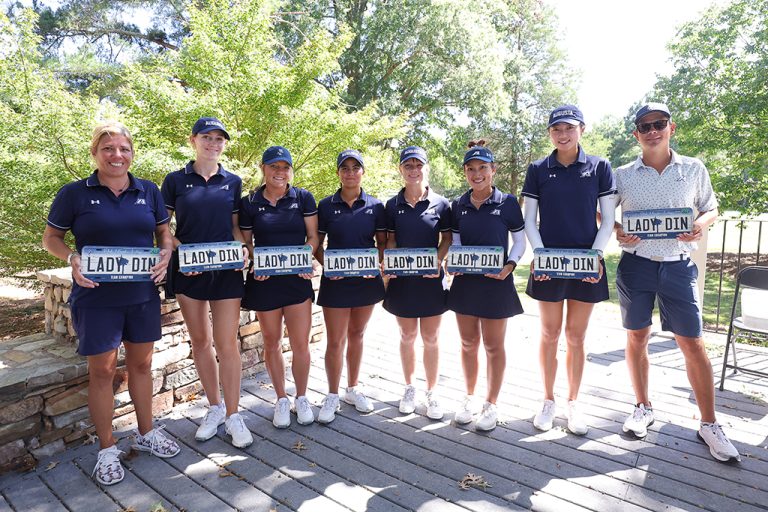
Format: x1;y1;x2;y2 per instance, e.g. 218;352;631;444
554;110;573;117
204;121;223;127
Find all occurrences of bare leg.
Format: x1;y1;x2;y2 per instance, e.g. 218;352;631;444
419;315;442;390
397;316;419;385
87;350;119;449
480;318;508;404
283;299;312;396
626;327;652;405
322;307;351;394
676;335;716;423
210;298;243;416
345;305;375;388
124;341;155;435
176;295;220;406
455;313;481;396
563;300;595;401
538;301;564;401
257;307;288;398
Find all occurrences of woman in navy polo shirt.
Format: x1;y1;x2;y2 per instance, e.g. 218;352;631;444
521;105;615;436
240;146;319;428
448;140;526;431
314;150;387;424
43;121;180;486
160;117;252;448
384;146;451;420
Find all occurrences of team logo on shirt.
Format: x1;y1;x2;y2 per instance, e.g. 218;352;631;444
579;169;593;178
490;209;501;216
398;209;405;214
135;198;146;205
220;184;229;190
365;209;373;214
461;210;468;215
258;207;266;212
90;199;100;205
676;174;686;182
289;203;299;209
334;209;341;214
186;184;194;188
549;173;556;178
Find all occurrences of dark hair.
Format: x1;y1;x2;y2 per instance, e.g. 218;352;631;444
467;139;487;149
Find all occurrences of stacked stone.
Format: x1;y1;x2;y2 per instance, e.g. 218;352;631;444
0;270;324;474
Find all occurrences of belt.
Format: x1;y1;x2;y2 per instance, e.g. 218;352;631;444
624;250;689;262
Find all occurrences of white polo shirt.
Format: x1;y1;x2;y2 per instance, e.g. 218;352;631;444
615;150;718;259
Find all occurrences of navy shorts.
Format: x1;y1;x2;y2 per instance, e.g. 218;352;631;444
616;252;702;337
448;274;524;319
317;274;385;308
383;273;448;318
242;273;314;311
526;259;609;303
71;295;161;356
169;250;245;301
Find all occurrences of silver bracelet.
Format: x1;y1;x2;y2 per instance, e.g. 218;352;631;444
67;251;78;265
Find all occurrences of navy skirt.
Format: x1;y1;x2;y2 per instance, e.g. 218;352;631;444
169;251;245;301
242;273;314;312
526;259;608;303
383;273;448;318
448;274;523;319
317;274;385;308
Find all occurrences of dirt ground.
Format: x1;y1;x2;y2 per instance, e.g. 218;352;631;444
0;278;45;340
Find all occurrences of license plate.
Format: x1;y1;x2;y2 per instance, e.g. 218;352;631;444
252;245;313;276
323;248;380;277
533;248;600;279
623;208;694;239
81;246;160;282
178;241;244;273
383;248;439;276
446;246;504;274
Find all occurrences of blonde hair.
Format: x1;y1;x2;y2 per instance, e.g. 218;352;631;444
90;121;133;155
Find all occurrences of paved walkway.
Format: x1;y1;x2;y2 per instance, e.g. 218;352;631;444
1;301;767;512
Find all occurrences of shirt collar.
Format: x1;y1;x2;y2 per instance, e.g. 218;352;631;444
86;171;144;192
394;187;437;206
546;146;587;169
184;161;229;177
331;188;369;204
250;184;296;204
457;186;503;207
633;149;682;172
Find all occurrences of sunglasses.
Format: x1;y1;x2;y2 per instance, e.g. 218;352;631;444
636;119;669;134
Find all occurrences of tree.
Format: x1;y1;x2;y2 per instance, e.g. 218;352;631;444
651;0;768;214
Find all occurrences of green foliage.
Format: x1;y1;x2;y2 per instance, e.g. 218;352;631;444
651;0;768;214
582;114;639;169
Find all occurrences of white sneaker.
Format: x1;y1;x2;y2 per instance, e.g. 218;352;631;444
225;413;253;448
195;403;226;441
533;399;556;432
294;396;315;425
622;403;654;438
455;395;476;425
317;393;341;424
273;397;291;429
344;386;374;413
399;385;416;414
132;425;180;458
698;422;741;462
425;390;443;420
566;400;588;435
92;445;124;486
475;401;497;431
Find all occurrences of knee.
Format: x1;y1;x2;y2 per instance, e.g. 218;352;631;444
461;337;480;353
347;327;367;343
421;334;439;348
564;327;585;347
484;341;505;358
399;329;417;345
89;362;116;382
627;331;649;349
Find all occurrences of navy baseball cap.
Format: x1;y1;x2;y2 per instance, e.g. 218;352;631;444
337;149;364;168
547;105;584;128
463;146;494;165
262;146;293;166
634;102;671;124
192;117;230;140
399;146;428;164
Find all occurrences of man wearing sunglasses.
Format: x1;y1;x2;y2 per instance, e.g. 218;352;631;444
613;103;740;462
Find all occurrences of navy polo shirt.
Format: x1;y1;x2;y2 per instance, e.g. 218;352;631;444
239;186;317;246
317;189;386;249
385;188;451;248
521;147;615;248
47;171;169;307
450;187;524;258
160;162;242;244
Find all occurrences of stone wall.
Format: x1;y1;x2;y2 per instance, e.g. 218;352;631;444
0;268;323;474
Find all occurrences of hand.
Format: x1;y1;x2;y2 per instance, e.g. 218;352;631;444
616;228;641;247
150;248;171;284
254;274;270;281
182;271;202;277
70;253;98;288
239;244;250;271
581;257;604;284
485;262;515;281
298;272;313;280
530;260;550;281
423;273;440;279
676;221;704;242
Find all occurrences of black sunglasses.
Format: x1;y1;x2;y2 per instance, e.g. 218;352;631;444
636;119;669;134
